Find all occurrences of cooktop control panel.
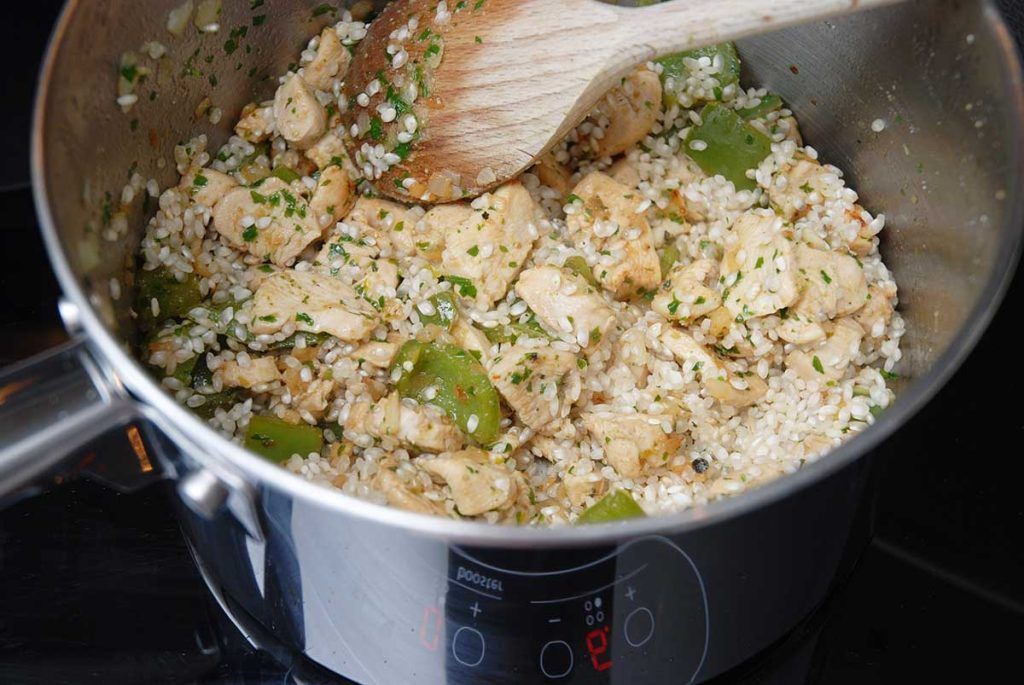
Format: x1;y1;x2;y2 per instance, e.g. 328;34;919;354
411;536;708;684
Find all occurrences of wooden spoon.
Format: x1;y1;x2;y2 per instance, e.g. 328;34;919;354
342;0;897;202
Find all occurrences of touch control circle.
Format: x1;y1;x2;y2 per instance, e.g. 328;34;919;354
624;607;655;648
539;640;574;679
452;626;486;667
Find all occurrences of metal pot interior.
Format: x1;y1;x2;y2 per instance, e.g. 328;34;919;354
32;0;1024;527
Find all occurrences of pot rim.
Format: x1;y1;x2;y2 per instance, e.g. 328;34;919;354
30;0;1024;548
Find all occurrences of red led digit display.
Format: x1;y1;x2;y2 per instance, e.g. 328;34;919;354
585;626;612;671
419;605;442;651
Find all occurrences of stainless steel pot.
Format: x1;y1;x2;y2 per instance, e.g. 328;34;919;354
2;0;1022;682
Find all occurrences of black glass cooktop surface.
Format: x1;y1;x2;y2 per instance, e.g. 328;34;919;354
1;2;1023;684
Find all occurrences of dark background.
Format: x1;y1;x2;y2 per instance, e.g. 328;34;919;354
1;1;1022;684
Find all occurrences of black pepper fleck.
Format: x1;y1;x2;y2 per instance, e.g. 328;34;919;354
691;457;709;474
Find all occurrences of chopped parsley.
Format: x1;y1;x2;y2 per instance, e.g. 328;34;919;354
242;226;259;242
812;356;825;374
295;312;315;326
446;275;477;298
820;270;832;284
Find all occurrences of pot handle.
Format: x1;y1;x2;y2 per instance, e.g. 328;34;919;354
0;338;139;502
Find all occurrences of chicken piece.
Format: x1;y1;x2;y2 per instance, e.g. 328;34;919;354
532;151;572;197
251;270;377;342
652;259;720;322
305;131;348;170
450;319;493;364
281;365;334;420
357;258;400;304
314;231;379;277
234;101;275;143
659;328;766;408
608;157;642;189
528;435;571;462
489;346;578;432
786;318;865;382
212;178;321;266
567;171;661;299
373;469;441;515
347;197;440;260
777;115;803;146
789;243;868;323
421;448;519;516
273;73;327;149
669;154;708;223
591;68;663;157
309;165;355;227
346;392;464;453
351;338;400;369
515;266;616;349
218;356;280;389
853;282;897;338
303;26;350;91
769;157;843;221
582;411;675;478
720;212;799;320
706;306;734;339
440;182;541;308
563;472;606;508
180;167;237;209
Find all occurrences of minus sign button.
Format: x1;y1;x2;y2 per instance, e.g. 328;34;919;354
547;618;561;624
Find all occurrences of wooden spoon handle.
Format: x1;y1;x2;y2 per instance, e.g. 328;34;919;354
608;0;901;67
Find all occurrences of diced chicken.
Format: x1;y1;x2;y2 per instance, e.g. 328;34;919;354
346;392;464;453
853;282;897;338
303;26;350;91
582;411;676;478
567;172;660;299
515;266;616;349
659;328;766;408
706;306;734;339
789;243;868;323
532;151;572;197
358;258;399;303
351;339;400;369
180;167;237;209
704;374;768;409
786;318;865;382
770;157;843;221
273;73;327;149
212;177;321;266
450;319;493;364
421;448;519;516
218;356;280;389
440;182;541;308
305;131;349;170
720;212;799;320
251;270;377;342
489;346;578;432
669;154;708;223
608;157;642;189
309;164;355;227
777;116;803;146
652;259;720;322
234;101;275;143
563;472;606;508
373;469;440;515
591;68;663;157
347;197;441;260
281;365;334;419
314;231;379;277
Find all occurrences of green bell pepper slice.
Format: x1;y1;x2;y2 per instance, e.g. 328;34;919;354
390;340;501;443
563;256;600;288
577;489;646;524
737;93;783;120
135;267;203;330
271;165;301;183
481;318;552;345
658;244;680;279
657;42;741;105
685;103;772;191
419;292;458;330
244;415;324;463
